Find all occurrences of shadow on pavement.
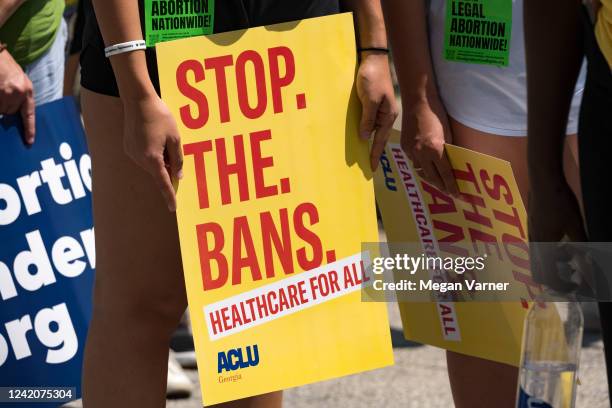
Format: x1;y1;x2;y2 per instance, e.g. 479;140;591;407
584;330;603;348
390;328;424;349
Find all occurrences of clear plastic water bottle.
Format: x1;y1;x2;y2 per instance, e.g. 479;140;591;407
517;300;583;408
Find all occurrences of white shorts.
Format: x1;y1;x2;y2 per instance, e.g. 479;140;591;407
24;19;67;106
428;0;585;136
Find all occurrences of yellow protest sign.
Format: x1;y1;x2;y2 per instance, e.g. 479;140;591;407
157;13;393;405
374;129;543;366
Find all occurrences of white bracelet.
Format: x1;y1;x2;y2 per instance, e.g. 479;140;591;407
104;40;147;58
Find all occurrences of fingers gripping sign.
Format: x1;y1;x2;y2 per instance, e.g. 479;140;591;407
0;49;36;144
400;97;459;196
356;53;399;171
122;95;184;212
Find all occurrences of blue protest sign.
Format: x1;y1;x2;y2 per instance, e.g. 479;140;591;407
0;97;95;405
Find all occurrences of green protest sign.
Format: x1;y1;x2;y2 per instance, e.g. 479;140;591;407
444;0;512;67
144;0;214;47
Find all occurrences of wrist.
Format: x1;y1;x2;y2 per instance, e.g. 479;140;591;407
402;90;441;114
402;77;441;104
359;51;390;62
0;49;23;81
357;43;389;61
109;50;157;101
0;47;16;63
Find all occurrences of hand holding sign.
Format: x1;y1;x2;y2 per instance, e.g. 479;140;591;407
0;50;35;144
375;130;534;366
400;95;459;195
122;94;184;212
157;14;393;405
356;53;399;171
0;98;94;400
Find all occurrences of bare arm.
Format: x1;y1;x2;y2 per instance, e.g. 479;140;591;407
524;0;586;241
342;0;399;171
381;0;458;194
0;0;25;27
525;0;583;194
382;0;435;105
525;0;587;293
91;0;155;100
90;0;183;211
342;0;388;50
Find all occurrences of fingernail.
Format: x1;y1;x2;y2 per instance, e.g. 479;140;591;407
360;131;371;140
177;169;184;180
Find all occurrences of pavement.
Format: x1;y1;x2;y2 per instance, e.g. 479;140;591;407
162;302;610;408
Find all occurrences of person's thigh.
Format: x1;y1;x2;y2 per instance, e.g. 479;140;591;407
81;88;187;322
80;88;187;406
450;118;528;200
450;121;580;206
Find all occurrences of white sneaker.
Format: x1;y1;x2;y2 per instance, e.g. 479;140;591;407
167;350;193;398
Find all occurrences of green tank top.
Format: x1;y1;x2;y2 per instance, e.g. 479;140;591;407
0;0;64;66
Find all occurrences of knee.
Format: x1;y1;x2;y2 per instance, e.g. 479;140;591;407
137;291;187;331
91;283;187;338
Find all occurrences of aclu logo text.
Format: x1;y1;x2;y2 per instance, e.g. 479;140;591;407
217;344;260;373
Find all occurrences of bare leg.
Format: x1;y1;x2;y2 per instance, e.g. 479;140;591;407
80;88;282;408
450;118;529;201
209;393;283;408
440;121;582;407
446;351;519;408
445;118;528;408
